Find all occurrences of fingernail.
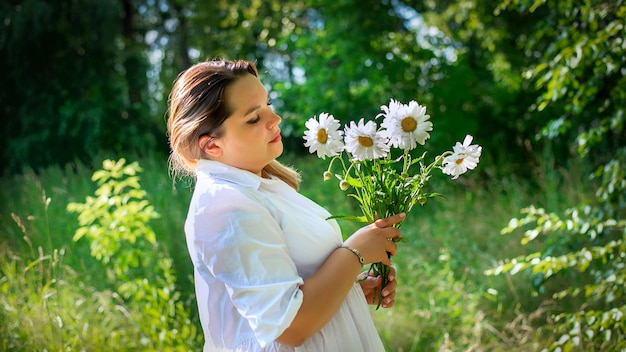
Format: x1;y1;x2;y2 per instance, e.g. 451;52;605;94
382;289;388;296
389;274;394;281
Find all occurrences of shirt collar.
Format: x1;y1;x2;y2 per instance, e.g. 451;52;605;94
196;159;282;190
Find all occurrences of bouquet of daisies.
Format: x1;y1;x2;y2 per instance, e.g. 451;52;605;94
303;98;482;309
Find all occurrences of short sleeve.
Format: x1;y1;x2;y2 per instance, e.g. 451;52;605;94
186;186;304;347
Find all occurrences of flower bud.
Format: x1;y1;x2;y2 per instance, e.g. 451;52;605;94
323;171;332;181
339;180;350;191
418;196;427;205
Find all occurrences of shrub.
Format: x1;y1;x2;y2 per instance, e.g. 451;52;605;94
67;158;201;350
487;1;626;350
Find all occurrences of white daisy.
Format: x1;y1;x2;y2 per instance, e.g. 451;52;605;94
303;113;345;159
344;119;390;161
378;99;433;150
442;135;482;179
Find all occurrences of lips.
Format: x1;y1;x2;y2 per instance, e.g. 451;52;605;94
270;131;282;143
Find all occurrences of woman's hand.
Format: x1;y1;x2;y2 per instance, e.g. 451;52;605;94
344;213;404;266
358;267;396;308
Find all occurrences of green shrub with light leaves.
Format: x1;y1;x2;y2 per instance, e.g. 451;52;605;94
67;158;201;350
486;0;626;350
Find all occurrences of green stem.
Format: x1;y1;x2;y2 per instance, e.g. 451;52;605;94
371;261;391;310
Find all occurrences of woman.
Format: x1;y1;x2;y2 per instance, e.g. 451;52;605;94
167;59;403;351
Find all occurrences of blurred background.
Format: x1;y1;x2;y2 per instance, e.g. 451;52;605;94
1;0;624;351
2;0;580;174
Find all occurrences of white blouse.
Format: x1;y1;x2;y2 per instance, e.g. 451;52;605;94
185;160;385;352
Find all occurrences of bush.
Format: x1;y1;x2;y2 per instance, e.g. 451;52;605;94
66;158;201;350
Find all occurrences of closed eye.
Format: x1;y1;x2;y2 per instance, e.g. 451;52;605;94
246;100;272;124
247;116;261;124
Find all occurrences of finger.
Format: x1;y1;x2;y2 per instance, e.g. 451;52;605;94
374;213;406;228
382;278;396;296
382;292;396;307
388;267;396;281
382;295;395;308
381;255;394;266
357;271;368;281
382;274;395;288
361;275;382;288
384;240;398;257
383;277;396;292
381;286;396;306
380;226;402;241
367;270;377;278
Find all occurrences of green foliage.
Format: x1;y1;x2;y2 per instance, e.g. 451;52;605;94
110;0;541;176
0;0;159;173
488;203;626;350
325;148;447;310
66;158;201;350
407;0;549;175
67;159;159;272
0;243;145;351
375;250;486;351
1;0;564;180
487;0;626;350
260;0;465;155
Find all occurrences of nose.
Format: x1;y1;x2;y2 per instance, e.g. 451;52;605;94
267;110;282;128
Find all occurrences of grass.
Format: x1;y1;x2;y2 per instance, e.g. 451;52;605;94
0;151;592;351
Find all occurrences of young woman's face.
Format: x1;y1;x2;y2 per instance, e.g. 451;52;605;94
206;73;283;175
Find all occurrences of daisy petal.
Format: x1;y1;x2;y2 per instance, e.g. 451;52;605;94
442;135;482;179
303;113;345;159
344;118;389;161
379;99;433;150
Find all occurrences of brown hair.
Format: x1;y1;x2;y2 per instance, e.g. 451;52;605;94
166;59;300;190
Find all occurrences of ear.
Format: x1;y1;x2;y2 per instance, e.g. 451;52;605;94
198;135;222;158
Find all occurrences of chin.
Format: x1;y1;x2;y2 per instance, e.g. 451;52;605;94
272;142;284;158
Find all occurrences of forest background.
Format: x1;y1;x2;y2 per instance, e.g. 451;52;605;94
1;0;624;351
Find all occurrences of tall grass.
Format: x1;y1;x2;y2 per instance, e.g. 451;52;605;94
0;152;591;351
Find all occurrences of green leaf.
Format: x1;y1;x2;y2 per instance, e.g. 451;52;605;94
326;215;369;223
343;174;362;188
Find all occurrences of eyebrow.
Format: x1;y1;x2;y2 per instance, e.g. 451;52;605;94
243;105;261;117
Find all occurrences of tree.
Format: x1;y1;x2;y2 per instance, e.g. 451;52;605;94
487;1;626;350
156;0;536;169
0;0;158;174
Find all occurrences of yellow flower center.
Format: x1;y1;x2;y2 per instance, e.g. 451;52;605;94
317;128;328;144
401;116;417;132
455;152;468;164
358;136;374;147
